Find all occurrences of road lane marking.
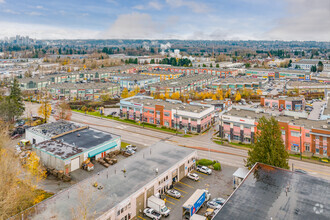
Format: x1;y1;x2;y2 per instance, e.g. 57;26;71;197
137;216;146;220
294;166;330;176
166;195;180;201
178;181;194;188
165;200;175;205
174;187;187;193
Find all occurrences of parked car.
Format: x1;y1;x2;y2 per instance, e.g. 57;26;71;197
295;169;308;174
207;201;221;209
143;208;162;220
187;172;199;181
212;197;226;205
166;189;181;198
125;149;136;155
196;165;212;175
126;145;137;151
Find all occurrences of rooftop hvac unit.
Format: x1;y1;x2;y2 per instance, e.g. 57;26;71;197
322;125;328;129
294;116;299;119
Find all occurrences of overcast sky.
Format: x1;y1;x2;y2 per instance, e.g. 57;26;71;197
0;0;329;41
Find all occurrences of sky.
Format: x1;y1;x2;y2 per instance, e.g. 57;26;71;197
0;0;329;41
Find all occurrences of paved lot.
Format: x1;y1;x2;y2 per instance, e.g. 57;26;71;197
137;164;237;220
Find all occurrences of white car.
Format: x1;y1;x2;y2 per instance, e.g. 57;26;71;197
212;197;226;205
143;208;162;220
187;172;199;181
207;201;221;209
166;189;181;198
196;165;212;175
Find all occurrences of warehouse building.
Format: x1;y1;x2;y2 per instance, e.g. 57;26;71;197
120;96;215;133
48;82;120;100
149;74;218;95
245;68;312;80
214;163;330;220
16;142;197;220
209;77;267;90
286;80;330;93
26;120;121;173
109;74;160;90
140;70;183;81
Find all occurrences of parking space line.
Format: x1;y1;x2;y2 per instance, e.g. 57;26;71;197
165;200;175;205
166;195;180;201
178;181;194;188
194;170;208;176
137;216;146;220
174;187;187;194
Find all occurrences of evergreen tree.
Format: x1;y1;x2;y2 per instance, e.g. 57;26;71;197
246;116;289;169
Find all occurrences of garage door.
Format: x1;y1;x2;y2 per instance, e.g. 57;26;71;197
179;164;185;181
136;193;145;217
71;157;80;172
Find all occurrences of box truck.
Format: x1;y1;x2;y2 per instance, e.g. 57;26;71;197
147;195;170;217
182;189;210;219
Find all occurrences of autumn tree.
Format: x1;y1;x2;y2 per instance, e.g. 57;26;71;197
54;101;72;121
121;88;129;98
164;92;170;100
216;89;223;100
171;92;180;100
38;98;52;123
159;93;165;100
225;89;231;98
235;91;241;102
212;94;217;100
246;116;289;169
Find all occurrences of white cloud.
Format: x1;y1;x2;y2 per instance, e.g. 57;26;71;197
0;22;99;39
36;5;44;9
101;13;164;39
25;11;43;16
265;0;330;41
165;0;209;13
0;0;5;4
133;1;163;10
3;9;20;14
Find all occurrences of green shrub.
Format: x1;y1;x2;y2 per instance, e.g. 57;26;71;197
213;163;221;171
196;159;215;166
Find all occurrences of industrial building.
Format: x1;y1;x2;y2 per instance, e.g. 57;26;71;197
245;68;312;80
109;74;160;90
140;70;183;81
219;107;330;157
149;74;218;95
16;142;197;220
26;120;121;173
209;77;267;90
120;96;215;133
214;163;330;220
286;80;330;93
48;82;120;100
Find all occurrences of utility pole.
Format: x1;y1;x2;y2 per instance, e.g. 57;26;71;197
175;108;178;136
142;105;145;128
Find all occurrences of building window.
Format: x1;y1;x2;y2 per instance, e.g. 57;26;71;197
291;144;299;152
324;147;327;155
164;112;170;117
281;130;286;135
291;131;300;137
315;145;319;154
117;210;120;216
305;133;310;137
315;136;319;139
305;143;310;152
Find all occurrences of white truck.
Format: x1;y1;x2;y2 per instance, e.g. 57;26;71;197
148;196;170;217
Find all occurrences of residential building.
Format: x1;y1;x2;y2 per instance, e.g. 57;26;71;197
120;96;215;133
291;59;330;71
48;82;120;101
149;74;218;95
213;163;330;220
16;142;197;220
260;95;305;111
219;108;330;157
26;120;121;173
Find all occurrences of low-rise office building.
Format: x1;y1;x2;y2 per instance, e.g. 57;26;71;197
16;142;197;220
26;120;121;173
109;74;160;90
260;95;305;111
140;70;183;81
245;68;312;80
199;99;232;111
149;74;218;95
120;96;215;133
219;108;330;157
48;82;120;100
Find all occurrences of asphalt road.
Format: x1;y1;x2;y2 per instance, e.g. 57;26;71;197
24;102;330;181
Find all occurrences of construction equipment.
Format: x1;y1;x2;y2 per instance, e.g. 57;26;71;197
17;139;32;151
81;158;94;171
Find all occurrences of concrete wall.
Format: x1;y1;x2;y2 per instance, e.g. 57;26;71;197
25;129;49;144
34;148;65;171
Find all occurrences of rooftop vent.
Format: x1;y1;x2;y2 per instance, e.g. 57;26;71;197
294;116;299;120
322;125;328;129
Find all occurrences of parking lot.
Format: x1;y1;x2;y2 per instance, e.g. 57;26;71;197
137;164;237;220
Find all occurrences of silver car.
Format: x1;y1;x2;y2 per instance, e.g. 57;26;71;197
166;189;181;199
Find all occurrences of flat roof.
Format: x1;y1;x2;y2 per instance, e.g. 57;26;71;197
149;75;216;88
263;96;304;101
34;140;83;160
17;142;195;219
212;77;266;84
224;108;328;130
48;82;119;90
287;81;330;88
29;120;82;138
124;96;213;113
214;163;330;220
111;73;159;81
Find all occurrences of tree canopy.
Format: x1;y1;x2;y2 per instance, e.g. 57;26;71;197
245;116;289;169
